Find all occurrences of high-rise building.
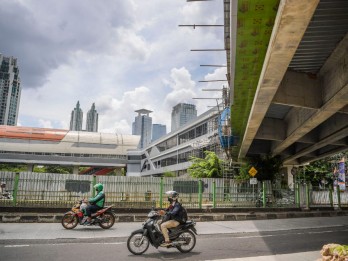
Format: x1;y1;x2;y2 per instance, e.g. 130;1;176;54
132;109;152;149
152;124;166;142
0;54;21;126
171;103;197;132
69;101;83;131
86;103;98;132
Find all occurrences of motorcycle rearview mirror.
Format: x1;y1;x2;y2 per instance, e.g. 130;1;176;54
151;200;156;210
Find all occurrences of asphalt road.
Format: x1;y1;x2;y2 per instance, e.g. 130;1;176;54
1;227;347;261
1;217;348;260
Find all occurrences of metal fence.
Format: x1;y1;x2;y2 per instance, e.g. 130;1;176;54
1;171;345;209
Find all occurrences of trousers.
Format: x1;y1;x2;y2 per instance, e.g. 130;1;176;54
160;220;180;242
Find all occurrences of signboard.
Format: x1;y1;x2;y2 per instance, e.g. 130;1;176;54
248;167;258;177
250;178;258;185
338;158;346;191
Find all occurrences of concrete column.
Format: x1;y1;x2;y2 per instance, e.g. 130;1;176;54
73;165;79;175
287;166;294;191
27;164;34;172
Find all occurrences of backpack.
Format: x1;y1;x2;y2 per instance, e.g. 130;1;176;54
179;203;188;224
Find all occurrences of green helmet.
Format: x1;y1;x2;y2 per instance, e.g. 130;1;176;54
94;183;104;192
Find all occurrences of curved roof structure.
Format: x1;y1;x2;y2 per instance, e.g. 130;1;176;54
0;125;140;166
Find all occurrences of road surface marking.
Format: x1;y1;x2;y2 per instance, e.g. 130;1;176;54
4;242;125;247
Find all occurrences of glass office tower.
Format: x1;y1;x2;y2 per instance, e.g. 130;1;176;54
132;109;152;149
0;54;21;126
86;103;98;132
70;101;83;131
171;103;197;132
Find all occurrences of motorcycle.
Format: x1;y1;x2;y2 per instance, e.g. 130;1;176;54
61;200;115;229
0;182;13;200
0;190;13;200
127;208;197;255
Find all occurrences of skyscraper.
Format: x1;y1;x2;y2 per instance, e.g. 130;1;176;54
86;103;98;132
171;103;197;132
152;124;166;142
69;101;83;131
0;54;21;126
132;109;152;149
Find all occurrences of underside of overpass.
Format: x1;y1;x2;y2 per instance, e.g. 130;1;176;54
227;0;348;166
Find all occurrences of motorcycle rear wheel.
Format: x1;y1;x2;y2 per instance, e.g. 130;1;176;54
61;213;78;229
176;230;196;253
99;212;115;229
127;232;150;255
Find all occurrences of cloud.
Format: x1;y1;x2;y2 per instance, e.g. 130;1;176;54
1;0;226;135
0;0;136;89
164;67;197;108
38;119;53;129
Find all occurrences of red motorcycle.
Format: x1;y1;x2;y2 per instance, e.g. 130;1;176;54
61;200;115;229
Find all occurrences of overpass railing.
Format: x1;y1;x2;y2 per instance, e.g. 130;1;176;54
0;171;344;209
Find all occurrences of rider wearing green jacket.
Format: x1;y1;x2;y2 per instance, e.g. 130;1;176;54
85;183;105;224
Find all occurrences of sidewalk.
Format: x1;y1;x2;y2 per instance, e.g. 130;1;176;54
1;208;347;223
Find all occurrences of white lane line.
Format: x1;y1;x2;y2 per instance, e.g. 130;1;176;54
5;245;30;248
4;242;125;248
234;235;274;239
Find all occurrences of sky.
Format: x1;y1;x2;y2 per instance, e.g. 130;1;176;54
0;0;227;134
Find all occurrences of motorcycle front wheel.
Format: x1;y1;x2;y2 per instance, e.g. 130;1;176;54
61;213;78;229
99;212;115;229
127;232;150;255
176;230;196;253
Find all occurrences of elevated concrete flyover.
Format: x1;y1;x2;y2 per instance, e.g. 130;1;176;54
228;0;348;165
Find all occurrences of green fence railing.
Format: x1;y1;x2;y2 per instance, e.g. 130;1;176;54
0;171;342;209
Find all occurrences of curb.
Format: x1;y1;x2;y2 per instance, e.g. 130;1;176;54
1;210;348;223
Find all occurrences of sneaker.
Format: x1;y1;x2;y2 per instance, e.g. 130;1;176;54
84;218;92;226
160;241;172;247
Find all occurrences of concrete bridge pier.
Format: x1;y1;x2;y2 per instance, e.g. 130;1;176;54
73;165;79;175
27;164;34;172
286;166;294;191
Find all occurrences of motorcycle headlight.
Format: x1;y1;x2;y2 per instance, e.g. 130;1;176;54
142;218;153;226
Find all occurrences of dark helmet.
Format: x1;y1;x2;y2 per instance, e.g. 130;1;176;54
94;183;104;192
165;190;179;203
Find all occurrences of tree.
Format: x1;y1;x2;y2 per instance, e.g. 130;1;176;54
188;151;223;178
234;163;250;183
235;154;283;181
302;151;348;185
163;171;176;177
45;165;72;174
301;159;333;185
252;155;282;181
0;163;26;172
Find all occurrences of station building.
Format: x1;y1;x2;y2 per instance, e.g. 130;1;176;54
127;106;222;177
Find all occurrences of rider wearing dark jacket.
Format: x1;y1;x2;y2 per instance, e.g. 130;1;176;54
160;191;183;246
165;200;183;223
85;183;105;224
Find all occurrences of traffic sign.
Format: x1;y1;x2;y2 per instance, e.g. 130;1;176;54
250;178;258;185
248;167;258;177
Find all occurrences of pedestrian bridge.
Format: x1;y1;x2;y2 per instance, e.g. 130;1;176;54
0;125;140;173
